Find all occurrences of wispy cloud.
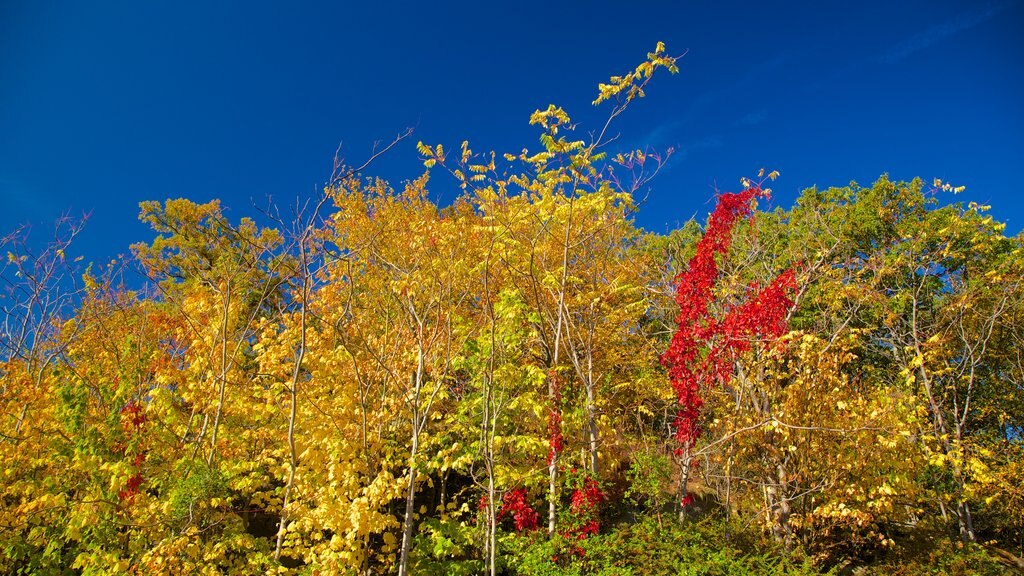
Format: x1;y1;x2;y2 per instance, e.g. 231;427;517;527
881;1;1013;63
640;119;684;149
674;134;725;159
633;53;788;150
679;53;791;126
735;110;767;126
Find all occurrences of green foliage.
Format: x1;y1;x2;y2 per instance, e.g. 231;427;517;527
851;539;1013;576
3;41;1024;576
166;460;230;526
624;452;673;513
409;517;485;576
505;516;828;576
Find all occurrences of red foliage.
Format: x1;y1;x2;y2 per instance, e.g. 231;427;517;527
661;187;797;450
121;400;146;431
559;470;605;556
119;473;144;503
498;488;539;532
568;477;604;539
118;400;148;503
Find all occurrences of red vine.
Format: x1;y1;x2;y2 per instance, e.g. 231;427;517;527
661;186;797;507
499;488;539;532
118;400;147;503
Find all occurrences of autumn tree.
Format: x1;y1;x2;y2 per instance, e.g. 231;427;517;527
661;180;798;525
420;43;679;538
5;40;1024;576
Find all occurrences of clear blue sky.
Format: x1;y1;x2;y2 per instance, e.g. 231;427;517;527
2;0;1022;263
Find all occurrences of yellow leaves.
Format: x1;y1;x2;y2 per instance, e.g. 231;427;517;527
933;177;966;194
529;104;571;130
418;141;441;168
594;82;621;106
967;455;994;484
21;39;1024;574
593;42;678;106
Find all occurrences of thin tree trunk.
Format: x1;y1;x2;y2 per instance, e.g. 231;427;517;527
398;424;420;576
724;444;734;541
548;198;574;536
957;500;977;543
677;446;692;523
911;293;977;543
484;372;498;576
773;463;793;551
548;451;558;535
208;281;231;465
586;363;598;476
13;402;28;438
398;345;425;576
275;242;310;562
482;250;499;576
488;469;497;576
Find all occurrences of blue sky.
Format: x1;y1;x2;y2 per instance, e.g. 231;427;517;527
2;0;1022;263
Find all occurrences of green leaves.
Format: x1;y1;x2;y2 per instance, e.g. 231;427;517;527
4;39;1024;575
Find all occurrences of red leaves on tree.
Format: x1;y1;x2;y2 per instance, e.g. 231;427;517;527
118;400;147;503
662;187;797;448
499;488;539;532
568;476;604;539
120;474;144;503
121;400;146;431
558;469;605;557
481;488;540;532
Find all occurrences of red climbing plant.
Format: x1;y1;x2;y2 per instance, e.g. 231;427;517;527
568;477;604;539
557;468;605;558
661;185;797;512
499;488;539;532
118;400;147;503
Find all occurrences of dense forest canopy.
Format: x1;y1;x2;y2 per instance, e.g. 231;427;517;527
2;44;1023;575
